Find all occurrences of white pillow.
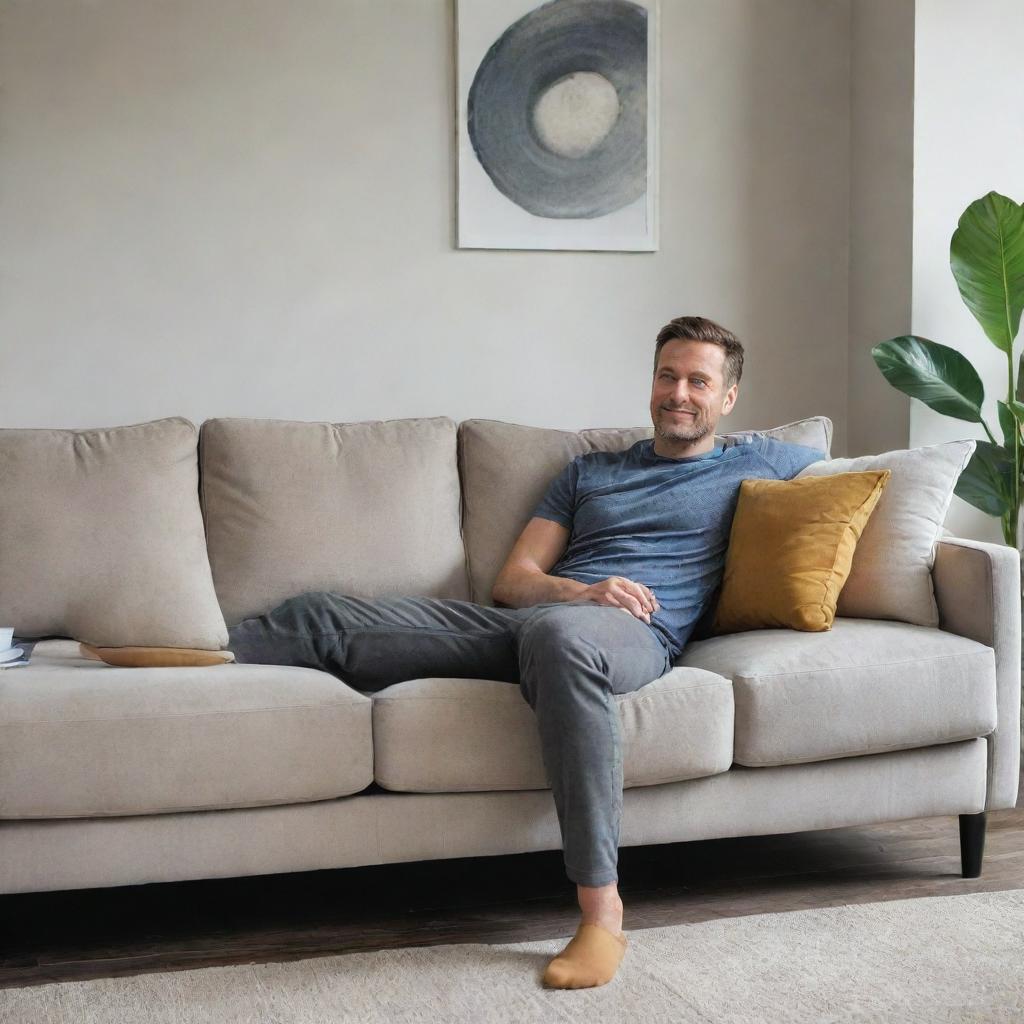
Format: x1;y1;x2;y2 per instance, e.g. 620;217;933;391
796;440;976;627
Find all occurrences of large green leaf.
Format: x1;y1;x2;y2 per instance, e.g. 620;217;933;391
871;336;984;422
954;440;1015;517
950;191;1024;353
997;400;1019;447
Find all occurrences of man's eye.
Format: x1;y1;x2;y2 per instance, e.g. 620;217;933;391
692;379;707;388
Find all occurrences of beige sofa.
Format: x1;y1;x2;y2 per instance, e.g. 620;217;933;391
0;414;1019;895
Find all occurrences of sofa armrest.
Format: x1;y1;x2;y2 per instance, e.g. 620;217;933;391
932;537;1021;810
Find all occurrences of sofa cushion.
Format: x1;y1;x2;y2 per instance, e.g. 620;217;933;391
0;640;372;819
200;417;470;625
676;619;997;767
371;667;733;792
711;470;890;634
459;416;833;605
0;417;227;649
797;441;976;627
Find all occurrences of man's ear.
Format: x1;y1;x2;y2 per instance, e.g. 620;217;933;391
721;383;739;416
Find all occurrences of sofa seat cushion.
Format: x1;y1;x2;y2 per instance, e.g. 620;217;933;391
0;641;373;819
370;667;733;793
675;619;997;767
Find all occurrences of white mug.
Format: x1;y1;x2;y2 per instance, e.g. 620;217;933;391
0;628;13;651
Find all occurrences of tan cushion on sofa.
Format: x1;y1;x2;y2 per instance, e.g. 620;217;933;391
370;667;733;792
459;416;833;605
676;618;997;767
200;417;470;625
0;640;373;819
0;417;227;649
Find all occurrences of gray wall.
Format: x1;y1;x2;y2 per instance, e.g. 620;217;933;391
0;0;852;447
847;0;913;458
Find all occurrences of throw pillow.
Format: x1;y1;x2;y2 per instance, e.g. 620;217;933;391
711;470;891;634
796;441;976;627
0;417;228;649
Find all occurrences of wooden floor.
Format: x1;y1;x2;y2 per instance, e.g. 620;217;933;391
2;769;1022;990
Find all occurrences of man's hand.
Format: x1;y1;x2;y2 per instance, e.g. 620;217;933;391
576;577;659;624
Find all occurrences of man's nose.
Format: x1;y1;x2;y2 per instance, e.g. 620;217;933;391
669;380;691;404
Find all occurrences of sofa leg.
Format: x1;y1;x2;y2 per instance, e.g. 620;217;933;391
959;811;986;878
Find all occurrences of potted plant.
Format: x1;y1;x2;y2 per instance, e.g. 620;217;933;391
872;191;1024;546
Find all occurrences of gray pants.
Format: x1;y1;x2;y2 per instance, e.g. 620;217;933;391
226;593;673;887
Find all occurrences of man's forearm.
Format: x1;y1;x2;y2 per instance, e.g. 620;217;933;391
492;567;588;608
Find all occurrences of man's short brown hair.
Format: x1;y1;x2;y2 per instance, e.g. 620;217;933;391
654;316;744;388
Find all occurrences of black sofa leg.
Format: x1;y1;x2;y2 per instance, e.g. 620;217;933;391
959;811;987;878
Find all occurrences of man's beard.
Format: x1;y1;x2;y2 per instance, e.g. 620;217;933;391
655;408;713;444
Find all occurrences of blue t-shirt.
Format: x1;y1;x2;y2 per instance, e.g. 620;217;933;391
531;434;826;659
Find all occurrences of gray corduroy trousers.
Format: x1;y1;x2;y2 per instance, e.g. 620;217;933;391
227;593;673;887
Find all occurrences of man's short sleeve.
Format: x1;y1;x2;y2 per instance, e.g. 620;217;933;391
755;436;827;479
531;457;580;529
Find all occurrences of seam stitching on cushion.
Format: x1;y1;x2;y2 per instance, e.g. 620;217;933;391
727;648;993;681
739;732;991;767
371;680;730;704
3;701;364;725
10;790;373;819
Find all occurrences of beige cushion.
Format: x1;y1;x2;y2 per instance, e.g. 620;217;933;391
371;667;734;792
0;640;373;819
677;618;997;767
200;417;470;625
797;441;976;626
0;417;227;649
459;416;833;605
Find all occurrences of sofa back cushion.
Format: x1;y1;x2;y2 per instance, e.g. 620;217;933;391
459;416;832;605
0;417;228;649
200;417;470;625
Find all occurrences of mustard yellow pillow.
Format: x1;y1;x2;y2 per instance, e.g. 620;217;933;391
711;470;891;635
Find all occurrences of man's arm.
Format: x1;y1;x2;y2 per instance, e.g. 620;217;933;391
491;517;587;607
491;516;660;622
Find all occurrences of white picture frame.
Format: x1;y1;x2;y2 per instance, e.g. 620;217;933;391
456;0;659;252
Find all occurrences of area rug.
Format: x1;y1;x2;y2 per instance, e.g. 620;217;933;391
2;890;1023;1024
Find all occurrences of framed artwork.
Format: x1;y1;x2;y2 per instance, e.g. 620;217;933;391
456;0;659;252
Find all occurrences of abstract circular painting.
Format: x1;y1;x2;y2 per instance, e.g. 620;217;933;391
457;0;658;251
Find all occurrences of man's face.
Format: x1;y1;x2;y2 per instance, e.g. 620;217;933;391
649;339;738;453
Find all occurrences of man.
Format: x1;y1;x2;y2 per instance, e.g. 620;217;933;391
227;315;825;990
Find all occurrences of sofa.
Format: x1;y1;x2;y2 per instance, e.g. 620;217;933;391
0;413;1019;896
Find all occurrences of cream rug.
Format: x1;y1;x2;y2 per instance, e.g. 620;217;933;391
3;890;1023;1023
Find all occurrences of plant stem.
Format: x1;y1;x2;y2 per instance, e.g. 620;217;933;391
1010;348;1022;548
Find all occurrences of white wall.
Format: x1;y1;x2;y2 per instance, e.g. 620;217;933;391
0;0;851;444
911;0;1024;543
